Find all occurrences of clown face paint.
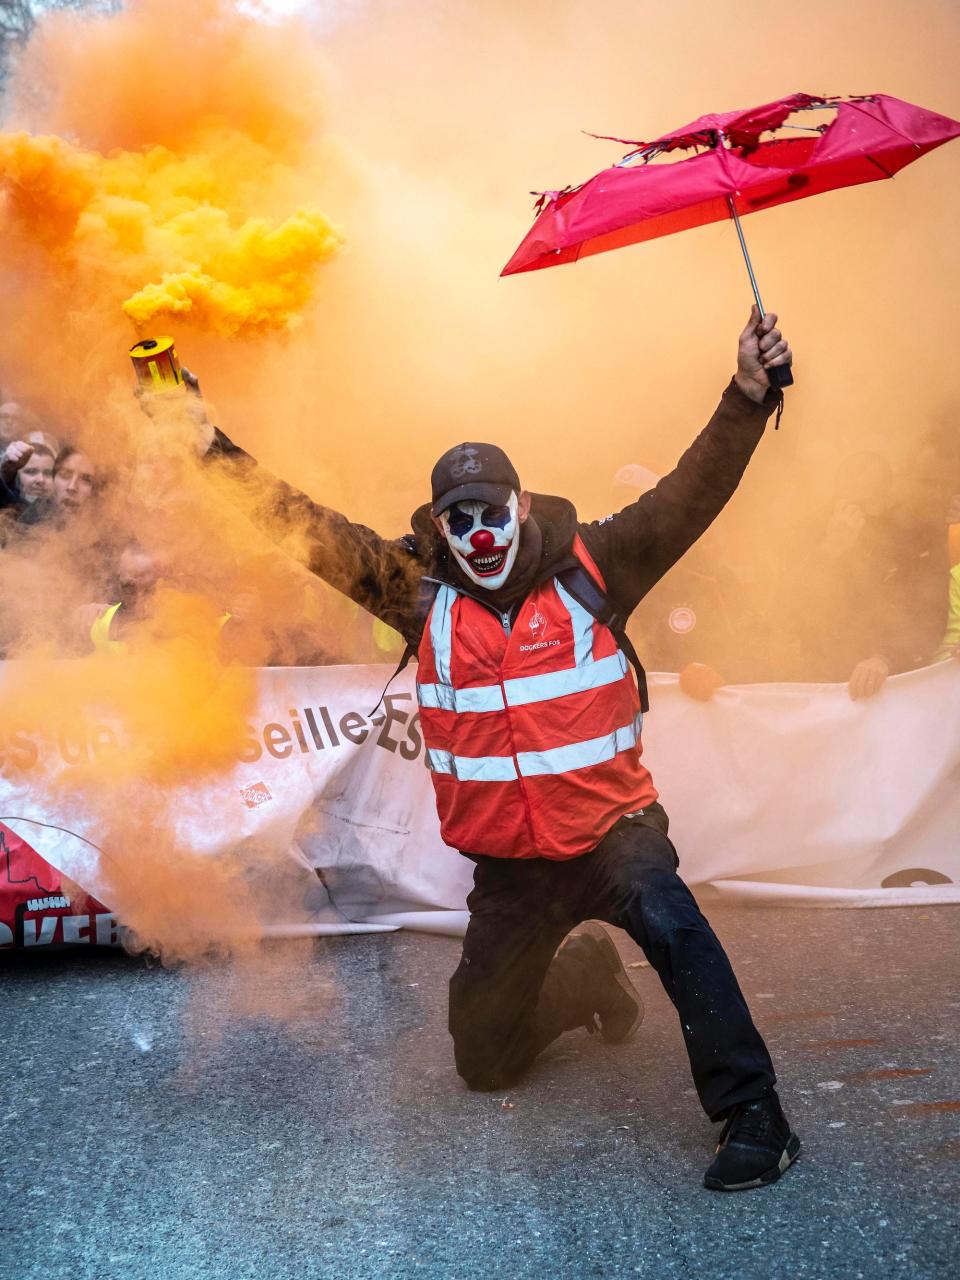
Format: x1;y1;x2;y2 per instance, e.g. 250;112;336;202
440;493;520;590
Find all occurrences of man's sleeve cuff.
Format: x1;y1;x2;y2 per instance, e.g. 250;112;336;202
722;376;784;420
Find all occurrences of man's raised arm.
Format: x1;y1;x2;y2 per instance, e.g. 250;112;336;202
579;308;792;617
204;425;426;643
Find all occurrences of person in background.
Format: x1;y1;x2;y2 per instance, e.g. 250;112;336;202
84;544;327;666
614;466;776;701
0;440;35;510
0;440;55;507
0;440;57;535
0;400;56;451
780;450;948;699
83;543;235;657
0;400;24;448
25;429;60;457
19;445;99;526
218;553;336;666
219;585;283;665
81;541;164;652
18;444;55;503
372;615;404;662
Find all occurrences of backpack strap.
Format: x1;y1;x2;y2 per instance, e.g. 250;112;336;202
559;535;650;713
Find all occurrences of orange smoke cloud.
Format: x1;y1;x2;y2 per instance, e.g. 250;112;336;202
0;0;355;979
0;2;341;340
2;588;254;786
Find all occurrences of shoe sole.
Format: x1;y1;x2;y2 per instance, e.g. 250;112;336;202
703;1133;802;1192
574;922;644;1043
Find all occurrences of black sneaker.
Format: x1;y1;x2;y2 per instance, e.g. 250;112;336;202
703;1092;801;1191
564;922;644;1043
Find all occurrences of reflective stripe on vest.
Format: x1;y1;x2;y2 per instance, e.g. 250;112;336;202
418;573;630;715
418;649;629;713
425;711;642;781
428;584;456;685
554;578;594;666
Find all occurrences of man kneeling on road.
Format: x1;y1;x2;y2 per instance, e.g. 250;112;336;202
206;307;800;1191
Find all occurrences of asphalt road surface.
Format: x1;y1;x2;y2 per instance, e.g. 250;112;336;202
2;904;959;1280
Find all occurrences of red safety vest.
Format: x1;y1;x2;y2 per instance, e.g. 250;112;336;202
416;536;658;859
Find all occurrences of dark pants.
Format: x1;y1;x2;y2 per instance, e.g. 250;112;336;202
449;808;776;1121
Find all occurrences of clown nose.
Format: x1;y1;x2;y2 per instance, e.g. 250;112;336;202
470;529;495;551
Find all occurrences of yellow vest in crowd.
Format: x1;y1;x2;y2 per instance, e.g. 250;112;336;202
90;603;232;655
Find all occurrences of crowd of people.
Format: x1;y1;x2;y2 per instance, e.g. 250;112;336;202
619;429;960;700
0;387;957;694
0;400;98;528
0;390;376;666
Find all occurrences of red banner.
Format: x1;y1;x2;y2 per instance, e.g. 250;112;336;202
0;822;118;950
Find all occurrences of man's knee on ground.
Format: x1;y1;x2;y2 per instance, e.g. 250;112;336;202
457;1065;507;1092
451;1032;516;1092
449;980;517;1092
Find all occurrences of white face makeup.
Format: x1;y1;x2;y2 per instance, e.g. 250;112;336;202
440;493;520;590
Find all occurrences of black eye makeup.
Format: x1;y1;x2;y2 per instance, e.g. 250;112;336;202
447;507;474;537
482;506;510;529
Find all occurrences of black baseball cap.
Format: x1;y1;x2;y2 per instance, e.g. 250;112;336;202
431;442;521;516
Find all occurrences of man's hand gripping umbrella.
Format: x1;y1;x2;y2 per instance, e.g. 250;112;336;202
734;306;791;403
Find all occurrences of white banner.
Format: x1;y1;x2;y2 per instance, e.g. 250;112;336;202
2;659;959;947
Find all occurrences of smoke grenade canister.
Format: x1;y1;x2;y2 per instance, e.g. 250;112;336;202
129;336;183;392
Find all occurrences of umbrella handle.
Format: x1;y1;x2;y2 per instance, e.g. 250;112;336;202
767;363;794;389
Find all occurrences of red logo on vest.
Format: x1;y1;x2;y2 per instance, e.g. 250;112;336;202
528;607;547;641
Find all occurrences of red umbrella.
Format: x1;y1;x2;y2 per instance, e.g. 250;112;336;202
502;92;960;388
